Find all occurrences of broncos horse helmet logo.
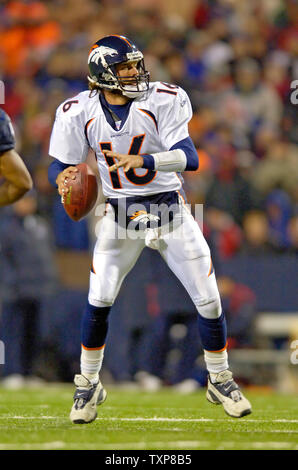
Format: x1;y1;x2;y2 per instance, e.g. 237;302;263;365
88;46;119;65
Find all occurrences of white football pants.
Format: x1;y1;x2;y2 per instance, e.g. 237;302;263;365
88;198;222;321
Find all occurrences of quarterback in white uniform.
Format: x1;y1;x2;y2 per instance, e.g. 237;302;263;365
48;34;252;423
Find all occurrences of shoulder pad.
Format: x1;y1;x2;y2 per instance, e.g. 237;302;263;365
56;91;91;118
147;82;187;103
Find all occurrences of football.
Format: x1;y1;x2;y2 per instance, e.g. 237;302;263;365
63;163;98;221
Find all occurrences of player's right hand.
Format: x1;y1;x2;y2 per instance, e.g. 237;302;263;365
56;166;78;203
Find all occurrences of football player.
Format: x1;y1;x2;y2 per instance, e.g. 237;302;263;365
0;109;32;205
48;35;252;423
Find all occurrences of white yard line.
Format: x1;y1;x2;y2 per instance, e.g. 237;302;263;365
0;441;65;450
0;440;296;450
0;416;298;425
96;440;298;450
116;440;295;450
97;417;298;424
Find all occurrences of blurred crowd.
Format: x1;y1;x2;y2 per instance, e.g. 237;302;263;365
0;0;297;386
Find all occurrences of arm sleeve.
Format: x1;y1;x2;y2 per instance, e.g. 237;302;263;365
48;159;77;188
0;109;15;154
169;136;199;171
142;137;199;172
48;105;89;165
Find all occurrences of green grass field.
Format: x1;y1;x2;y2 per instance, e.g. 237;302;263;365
0;384;297;450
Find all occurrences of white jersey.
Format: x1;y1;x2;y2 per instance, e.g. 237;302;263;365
49;82;193;198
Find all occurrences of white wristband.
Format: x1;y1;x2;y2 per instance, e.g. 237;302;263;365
151;149;187;172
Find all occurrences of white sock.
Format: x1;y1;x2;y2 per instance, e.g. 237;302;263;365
204;349;229;381
80;346;105;384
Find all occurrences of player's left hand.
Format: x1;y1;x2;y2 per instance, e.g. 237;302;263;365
102;150;143;172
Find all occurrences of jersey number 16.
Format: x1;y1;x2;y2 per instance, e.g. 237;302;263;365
100;135;156;188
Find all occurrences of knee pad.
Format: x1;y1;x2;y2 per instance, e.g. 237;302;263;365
88;297;114;308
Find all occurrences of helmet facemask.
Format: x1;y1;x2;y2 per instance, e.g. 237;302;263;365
113;59;150;98
88;48;150;99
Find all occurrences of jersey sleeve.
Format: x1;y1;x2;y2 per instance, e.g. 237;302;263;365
0;109;15;154
157;86;193;150
49;99;89;165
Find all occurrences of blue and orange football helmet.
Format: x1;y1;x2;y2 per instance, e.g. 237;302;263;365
87;35;150;98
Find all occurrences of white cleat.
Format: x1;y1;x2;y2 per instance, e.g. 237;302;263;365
69;374;107;424
206;370;252;418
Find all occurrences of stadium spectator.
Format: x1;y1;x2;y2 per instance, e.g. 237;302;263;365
264;51;292;102
204;208;243;266
0;191;58;387
252;138;298;200
219;58;283;146
204;141;257;225
240;210;275;256
266;189;293;250
184;31;210;86
217;275;257;349
287;215;298;255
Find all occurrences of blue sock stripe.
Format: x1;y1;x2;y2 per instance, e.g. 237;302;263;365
81;302;111;349
197;312;227;352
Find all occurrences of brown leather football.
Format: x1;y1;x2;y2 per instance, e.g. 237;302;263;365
63;163;98;221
